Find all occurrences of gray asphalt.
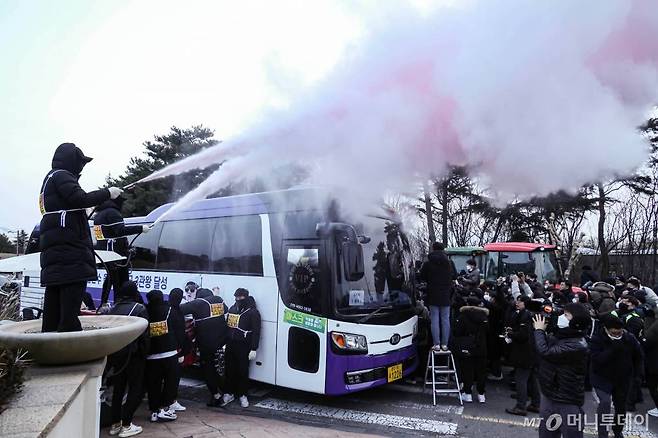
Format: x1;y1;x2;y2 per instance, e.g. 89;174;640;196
178;370;658;437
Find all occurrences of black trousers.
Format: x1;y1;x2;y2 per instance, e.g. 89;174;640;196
101;263;129;305
459;355;487;395
225;341;250;397
111;357;145;425
42;282;85;332
515;366;540;409
647;373;658;409
200;351;222;396
146;355;178;412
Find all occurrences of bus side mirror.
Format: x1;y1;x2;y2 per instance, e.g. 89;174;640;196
343;242;364;281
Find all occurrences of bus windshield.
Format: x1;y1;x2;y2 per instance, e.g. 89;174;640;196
334;222;414;315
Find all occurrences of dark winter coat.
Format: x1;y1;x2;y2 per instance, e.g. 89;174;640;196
39;143;110;286
589;329;643;393
461;269;481;289
107;297;149;369
451;306;489;357
146;290;178;356
644;320;658;376
168;289;192;358
226;296;261;351
419;250;457;307
180;289;228;356
534;328;589;406
505;308;536;369
93;198;142;256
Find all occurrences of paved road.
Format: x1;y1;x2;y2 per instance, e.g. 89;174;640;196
177;371;658;438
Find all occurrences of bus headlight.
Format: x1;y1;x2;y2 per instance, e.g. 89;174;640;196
331;331;368;353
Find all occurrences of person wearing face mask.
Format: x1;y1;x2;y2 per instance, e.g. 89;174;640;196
504;295;540;416
221;288;261;409
589;315;643;438
533;303;590;438
182;281;198;303
461;259;481;291
167;288;192;413
180;287;228;407
611;296;644;341
39;142;123;332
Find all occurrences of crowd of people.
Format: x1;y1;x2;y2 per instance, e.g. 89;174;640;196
418;241;658;438
101;280;261;438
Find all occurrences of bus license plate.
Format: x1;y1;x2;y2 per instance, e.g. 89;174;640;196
387;364;403;382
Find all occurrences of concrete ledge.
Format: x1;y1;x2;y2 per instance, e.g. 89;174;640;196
0;358;105;438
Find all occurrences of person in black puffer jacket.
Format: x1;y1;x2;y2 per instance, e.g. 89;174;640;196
505;295;540;416
221;288;261;408
591;314;643;438
93;197;149;306
106;281;149;435
145;290;179;422
181;288;228;406
452;296;489;403
419;242;457;350
533;303;590;438
39;143;123;332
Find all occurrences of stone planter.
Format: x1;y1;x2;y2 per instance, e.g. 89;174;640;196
0;315;147;365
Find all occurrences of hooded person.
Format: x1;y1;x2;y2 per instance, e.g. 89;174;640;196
167;288;192;413
180;287;228;407
590;314;644;438
145;290;179;423
419;242;458;350
533;303;590;438
106;281;149;437
39;143;123;332
221;288;261;409
451;296;489;403
94;196;150;307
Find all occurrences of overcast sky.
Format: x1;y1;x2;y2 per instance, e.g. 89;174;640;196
0;0;388;234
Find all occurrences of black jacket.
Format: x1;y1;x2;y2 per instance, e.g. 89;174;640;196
451;306;489;357
180;289;228;356
227;296;261;351
107;298;149;366
39;143;110;286
644;320;658;376
93;199;142;256
419;250;457;307
534;328;589;406
590;329;643;392
146;290;178;356
505;307;536;368
168;289;192;357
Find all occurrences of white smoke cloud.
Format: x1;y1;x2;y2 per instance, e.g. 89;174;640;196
145;0;658;223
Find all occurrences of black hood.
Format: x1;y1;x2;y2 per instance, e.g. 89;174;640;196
147;289;164;307
459;305;489;324
51;143;93;176
196;288;213;299
97;197;125;212
168;288;184;307
117;280;138;300
237;296;256;309
428;250;448;263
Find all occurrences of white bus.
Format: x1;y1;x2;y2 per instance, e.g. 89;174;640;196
87;188;419;395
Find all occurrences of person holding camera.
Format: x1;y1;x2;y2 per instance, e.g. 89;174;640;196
505;295;540;416
533;303;590;438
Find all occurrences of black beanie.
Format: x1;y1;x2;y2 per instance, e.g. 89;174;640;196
117;280;138;299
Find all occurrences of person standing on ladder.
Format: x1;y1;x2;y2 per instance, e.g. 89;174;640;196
93;195;150;306
39;142;123;332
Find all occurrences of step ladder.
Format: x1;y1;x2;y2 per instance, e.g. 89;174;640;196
424;349;463;406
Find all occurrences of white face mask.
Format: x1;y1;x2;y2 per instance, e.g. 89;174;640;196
467;266;474;272
484;294;492;302
557;314;570;329
605;329;623;341
572;297;579;303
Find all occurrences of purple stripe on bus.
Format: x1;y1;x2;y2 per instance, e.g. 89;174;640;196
324;340;417;395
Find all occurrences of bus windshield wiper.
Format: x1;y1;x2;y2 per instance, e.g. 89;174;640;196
358;305;393;324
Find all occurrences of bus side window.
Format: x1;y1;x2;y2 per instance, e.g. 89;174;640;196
211;216;263;276
131;224;162;270
157;219;214;272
